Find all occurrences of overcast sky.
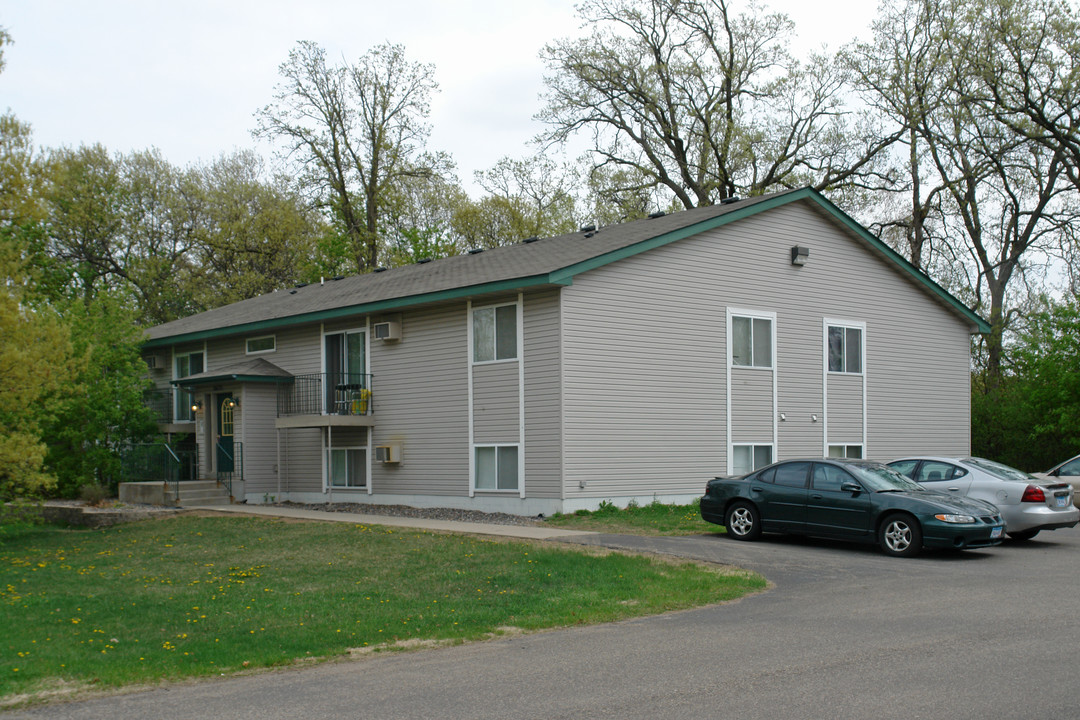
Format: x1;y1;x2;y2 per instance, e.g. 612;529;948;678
0;0;878;193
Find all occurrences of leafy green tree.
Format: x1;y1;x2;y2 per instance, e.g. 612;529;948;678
41;294;157;496
186;150;322;306
0;233;74;500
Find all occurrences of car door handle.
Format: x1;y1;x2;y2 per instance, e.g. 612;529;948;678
946;487;961;492
810;494;823;500
751;486;764;493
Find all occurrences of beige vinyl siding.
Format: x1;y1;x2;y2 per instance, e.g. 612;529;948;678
826;374;864;442
522;289;562;499
239;385;279;495
562;200;975;497
369;304;469;496
472;362;520;441
730;369;774;442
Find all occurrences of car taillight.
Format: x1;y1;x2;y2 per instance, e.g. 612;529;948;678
1021;485;1046;503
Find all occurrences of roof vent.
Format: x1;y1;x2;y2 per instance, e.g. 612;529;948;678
579;224;596;233
720;196;742;205
417;258;432;264
523;236;540;244
648;211;666;219
332;275;344;281
289;289;298;294
373;267;388;273
294;282;309;288
468;248;484;254
584;232;595;238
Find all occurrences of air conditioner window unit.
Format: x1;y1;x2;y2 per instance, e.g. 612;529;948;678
372;320;401;341
375;444;401;463
146;355;167;371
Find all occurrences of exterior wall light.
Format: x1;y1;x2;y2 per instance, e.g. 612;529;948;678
225;398;238;409
191;400;202;413
791;245;809;266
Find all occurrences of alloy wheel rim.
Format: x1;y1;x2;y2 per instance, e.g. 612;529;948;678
731;508;753;535
885;521;911;551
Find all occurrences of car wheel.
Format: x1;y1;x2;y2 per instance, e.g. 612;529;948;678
725;501;762;541
878;514;922;558
1007;529;1040;541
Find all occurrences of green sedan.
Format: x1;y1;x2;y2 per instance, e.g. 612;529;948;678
701;459;1006;557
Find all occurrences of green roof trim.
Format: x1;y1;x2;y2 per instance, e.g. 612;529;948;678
555;188;989;334
171;374;295;387
800;190;991;334
144;273;570;348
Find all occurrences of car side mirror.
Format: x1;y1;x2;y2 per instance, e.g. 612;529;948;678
840;482;862;493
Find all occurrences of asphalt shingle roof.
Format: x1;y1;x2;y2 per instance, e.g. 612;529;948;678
143;187;989;346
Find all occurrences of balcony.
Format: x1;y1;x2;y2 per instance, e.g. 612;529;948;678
276;372;375;429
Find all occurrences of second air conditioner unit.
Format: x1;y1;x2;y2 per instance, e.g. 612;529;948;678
372;321;401;341
375;444;402;463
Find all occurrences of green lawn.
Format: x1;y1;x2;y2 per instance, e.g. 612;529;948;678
543;499;720;535
0;515;761;707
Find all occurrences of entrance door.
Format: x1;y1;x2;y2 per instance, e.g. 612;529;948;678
324;330;366;414
216;393;234;473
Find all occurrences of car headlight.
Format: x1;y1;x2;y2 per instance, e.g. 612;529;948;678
935;513;976;524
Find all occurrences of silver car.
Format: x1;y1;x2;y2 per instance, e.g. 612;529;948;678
1034;454;1080;509
888;456;1079;541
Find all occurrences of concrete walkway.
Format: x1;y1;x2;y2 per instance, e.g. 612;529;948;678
183;503;597;540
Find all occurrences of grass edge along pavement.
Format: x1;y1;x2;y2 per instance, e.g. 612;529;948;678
0;514;764;709
544;498;716;535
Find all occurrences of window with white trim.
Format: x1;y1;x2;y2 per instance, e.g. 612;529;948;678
246;335;276;354
328;448;367;488
827;325;862;373
731;315;773;368
732;444;773;475
473;303;518;363
828;444;863;459
475;445;519;490
174;351;204;421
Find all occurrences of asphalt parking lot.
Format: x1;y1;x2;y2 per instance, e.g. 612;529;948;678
6;526;1080;720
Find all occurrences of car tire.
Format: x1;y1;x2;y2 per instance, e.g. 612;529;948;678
878;513;922;558
725;501;762;541
1007;529;1040;541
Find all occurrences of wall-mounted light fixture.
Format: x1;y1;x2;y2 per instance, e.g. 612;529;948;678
191;400;202;413
791;245;810;266
225;398;238;409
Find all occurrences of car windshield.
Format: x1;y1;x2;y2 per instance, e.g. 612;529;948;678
964;457;1035;482
848;463;925;492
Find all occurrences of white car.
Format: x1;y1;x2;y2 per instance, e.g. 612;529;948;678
1034;454;1080;509
888;456;1080;541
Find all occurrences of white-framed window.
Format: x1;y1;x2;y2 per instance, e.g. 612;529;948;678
472;302;518;363
246;335;276;354
828;444;863;459
827;324;863;374
174;351;204;421
328;447;367;488
732;444;774;475
474;445;519;491
730;312;774;369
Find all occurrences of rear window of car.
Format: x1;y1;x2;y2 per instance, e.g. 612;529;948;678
964;457;1033;482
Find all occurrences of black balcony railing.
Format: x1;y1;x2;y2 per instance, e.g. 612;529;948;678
144;389;174;424
278;373;373;417
120;443;197;499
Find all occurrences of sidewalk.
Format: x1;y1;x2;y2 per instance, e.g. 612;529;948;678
183;503;597;540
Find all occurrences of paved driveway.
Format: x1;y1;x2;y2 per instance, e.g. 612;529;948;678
7;527;1080;720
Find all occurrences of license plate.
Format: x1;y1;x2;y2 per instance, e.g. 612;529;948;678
1056;496;1068;508
991;526;1003;539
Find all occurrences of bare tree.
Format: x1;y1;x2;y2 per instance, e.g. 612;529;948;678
538;0;898;209
255;41;451;271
